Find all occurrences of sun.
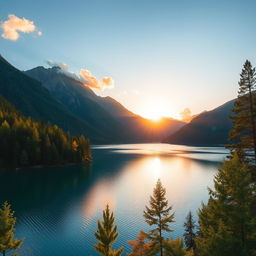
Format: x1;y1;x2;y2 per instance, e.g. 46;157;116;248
149;114;163;121
137;99;178;121
140;103;166;121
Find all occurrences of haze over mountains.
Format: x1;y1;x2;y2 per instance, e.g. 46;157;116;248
0;55;185;143
163;99;235;146
0;54;238;145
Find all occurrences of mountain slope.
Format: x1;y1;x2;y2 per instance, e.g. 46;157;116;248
25;66;185;142
25;66;127;141
0;55;105;142
163;99;235;145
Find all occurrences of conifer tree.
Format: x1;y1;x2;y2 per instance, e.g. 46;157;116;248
0;202;23;256
183;211;196;254
228;60;256;167
196;154;256;256
128;231;152;256
94;205;123;256
143;179;174;256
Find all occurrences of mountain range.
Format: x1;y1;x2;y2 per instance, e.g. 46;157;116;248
163;99;235;146
0;54;238;145
0;55;185;143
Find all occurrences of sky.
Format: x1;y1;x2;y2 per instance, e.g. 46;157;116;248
1;0;256;120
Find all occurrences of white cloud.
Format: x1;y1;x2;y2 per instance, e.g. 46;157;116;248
47;60;114;91
0;14;41;40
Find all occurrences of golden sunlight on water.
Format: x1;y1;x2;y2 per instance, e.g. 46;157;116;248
82;144;226;221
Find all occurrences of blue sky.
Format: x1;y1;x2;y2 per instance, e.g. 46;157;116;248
1;0;256;119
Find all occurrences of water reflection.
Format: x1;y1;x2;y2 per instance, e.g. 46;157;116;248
0;144;229;256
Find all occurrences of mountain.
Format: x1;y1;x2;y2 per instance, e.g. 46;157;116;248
163;99;235;146
25;66;185;142
0;55;105;143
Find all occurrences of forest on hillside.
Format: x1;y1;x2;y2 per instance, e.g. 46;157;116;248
0;96;92;168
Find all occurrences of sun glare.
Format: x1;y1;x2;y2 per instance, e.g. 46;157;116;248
140;102;168;121
137;99;177;122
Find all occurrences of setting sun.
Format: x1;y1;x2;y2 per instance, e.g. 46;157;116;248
139;100;176;121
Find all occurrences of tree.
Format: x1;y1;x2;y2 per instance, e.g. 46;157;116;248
196;153;256;256
94;205;123;256
0;202;23;256
143;179;175;256
228;60;256;167
164;238;187;256
128;231;152;256
183;211;196;254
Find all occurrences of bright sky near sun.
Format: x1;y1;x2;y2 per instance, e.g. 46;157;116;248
1;0;256;120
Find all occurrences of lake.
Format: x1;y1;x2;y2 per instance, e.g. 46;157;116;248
0;143;229;256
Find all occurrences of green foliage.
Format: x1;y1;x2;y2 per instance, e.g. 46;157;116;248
0;202;23;256
183;211;196;253
94;205;123;256
164;238;187;256
143;179;175;256
0;96;92;168
228;60;256;166
196;153;256;256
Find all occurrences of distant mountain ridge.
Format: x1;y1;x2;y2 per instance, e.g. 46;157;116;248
0;55;106;142
25;65;185;142
163;99;235;146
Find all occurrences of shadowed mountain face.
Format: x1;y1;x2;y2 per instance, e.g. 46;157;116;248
0;55;106;143
163;99;235;146
25;66;185;142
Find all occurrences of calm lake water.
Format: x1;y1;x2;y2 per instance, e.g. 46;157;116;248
0;143;229;256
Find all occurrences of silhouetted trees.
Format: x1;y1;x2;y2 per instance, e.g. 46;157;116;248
0;97;92;168
183;211;196;254
228;60;256;167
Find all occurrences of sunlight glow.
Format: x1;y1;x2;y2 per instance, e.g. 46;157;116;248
138;100;178;120
151;157;162;178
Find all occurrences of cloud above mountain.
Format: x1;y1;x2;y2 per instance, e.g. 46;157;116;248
80;69;114;90
47;60;114;91
180;108;192;122
0;14;42;40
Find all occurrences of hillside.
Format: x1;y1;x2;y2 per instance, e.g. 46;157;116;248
0;96;91;168
0;55;106;143
25;66;185;142
163;99;235;146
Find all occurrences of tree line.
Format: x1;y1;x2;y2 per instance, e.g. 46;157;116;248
0;96;92;168
0;59;256;255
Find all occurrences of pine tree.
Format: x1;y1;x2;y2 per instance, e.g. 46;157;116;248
183;211;196;255
128;231;152;256
228;60;256;167
0;202;23;256
143;179;174;256
196;153;256;256
94;205;123;256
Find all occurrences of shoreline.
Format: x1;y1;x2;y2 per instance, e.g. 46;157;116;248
0;159;92;171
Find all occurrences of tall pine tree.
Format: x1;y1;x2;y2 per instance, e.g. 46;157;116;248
228;60;256;167
183;211;196;255
94;205;123;256
143;179;174;256
0;202;23;256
